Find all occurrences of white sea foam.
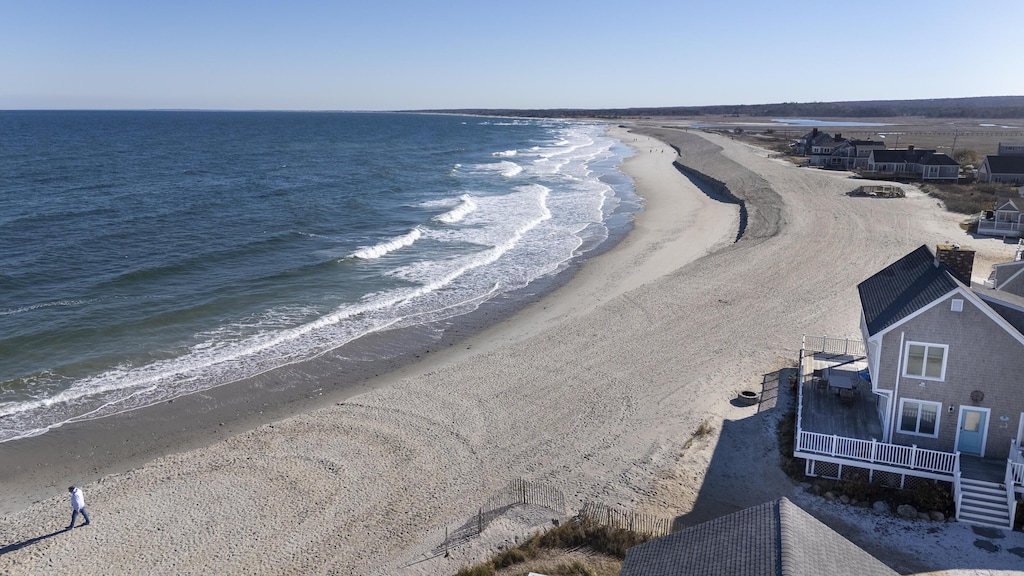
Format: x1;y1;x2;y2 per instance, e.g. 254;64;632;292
501;162;523;177
492;149;517;157
350;228;422;259
432;194;478;224
0;119;636;443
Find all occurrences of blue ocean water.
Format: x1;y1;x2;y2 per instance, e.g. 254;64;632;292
0;111;638;442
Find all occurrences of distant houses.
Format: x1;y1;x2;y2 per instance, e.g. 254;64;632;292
796;128;959;181
797;128;886;170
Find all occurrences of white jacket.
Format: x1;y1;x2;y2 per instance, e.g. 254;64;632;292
70;487;85;511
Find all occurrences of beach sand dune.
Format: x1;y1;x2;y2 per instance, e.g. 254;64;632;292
1;128;1020;575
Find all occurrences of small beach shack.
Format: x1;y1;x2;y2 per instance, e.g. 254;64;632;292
977;198;1024;238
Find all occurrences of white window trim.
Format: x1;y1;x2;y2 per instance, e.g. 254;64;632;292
903;341;948;381
897;398;942;438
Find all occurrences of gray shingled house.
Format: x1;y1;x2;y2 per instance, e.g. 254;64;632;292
619;498;898;576
979;155;1024;185
794;244;1024;528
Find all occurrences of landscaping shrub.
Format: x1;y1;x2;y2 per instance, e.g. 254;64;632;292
909;481;953;515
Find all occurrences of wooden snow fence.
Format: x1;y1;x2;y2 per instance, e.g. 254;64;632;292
578;501;674;538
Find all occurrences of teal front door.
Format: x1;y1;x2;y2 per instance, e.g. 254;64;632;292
957;408;988;456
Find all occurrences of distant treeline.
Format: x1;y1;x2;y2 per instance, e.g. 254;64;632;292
417;96;1024;119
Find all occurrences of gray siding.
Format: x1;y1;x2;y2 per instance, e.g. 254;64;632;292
875;293;1024;458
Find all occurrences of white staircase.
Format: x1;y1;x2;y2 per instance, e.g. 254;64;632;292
958;477;1012;528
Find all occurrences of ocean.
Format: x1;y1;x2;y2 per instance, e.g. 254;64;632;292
0;111;638;443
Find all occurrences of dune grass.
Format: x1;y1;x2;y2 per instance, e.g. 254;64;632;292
453;518;652;576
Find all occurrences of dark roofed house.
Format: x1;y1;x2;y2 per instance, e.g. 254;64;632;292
619;498;898;576
866;148;959;181
997;142;1024;156
795;244;1024;529
979;155;1024;185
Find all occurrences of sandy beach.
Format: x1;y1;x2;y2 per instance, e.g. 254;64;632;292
2;126;1023;575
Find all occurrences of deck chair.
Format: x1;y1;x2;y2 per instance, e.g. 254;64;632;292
839;388;856;405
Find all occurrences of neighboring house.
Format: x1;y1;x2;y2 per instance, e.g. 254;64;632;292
809;133;844;167
620;498;898;576
977;198;1024;238
979;154;1024;185
830;139;887;170
987;246;1024;291
794;244;1024;528
998;142;1024;156
796;128;834;155
865;147;959;181
799;130;886;169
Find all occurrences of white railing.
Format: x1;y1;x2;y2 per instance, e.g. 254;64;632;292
1009;439;1024;486
1005;464;1017;529
796;336;807;437
796;431;958;475
977;217;1024;234
1012;462;1024;486
953;470;963;522
803;335;865;357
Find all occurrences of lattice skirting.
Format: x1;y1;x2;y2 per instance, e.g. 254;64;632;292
805;459;948;491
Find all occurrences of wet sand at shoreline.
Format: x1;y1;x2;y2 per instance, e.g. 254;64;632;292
2;127;1021;575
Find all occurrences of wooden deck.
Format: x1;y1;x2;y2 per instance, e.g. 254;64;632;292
798;353;883;442
960;455;1008;483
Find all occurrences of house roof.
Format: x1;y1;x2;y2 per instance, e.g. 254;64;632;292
920;152;959;166
985;155;1024;174
995;198;1021;212
857;245;959;335
869;149;955;166
992;259;1024;295
974;288;1024;334
618;498;898;576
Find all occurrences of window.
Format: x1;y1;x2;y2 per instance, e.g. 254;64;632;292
899;399;941;437
904;342;947;380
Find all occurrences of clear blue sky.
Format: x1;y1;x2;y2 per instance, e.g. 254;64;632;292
2;0;1021;110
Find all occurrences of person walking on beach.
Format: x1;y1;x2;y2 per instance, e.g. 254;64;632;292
66;486;91;529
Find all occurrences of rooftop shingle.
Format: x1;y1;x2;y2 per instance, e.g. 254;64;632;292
857;245;959;335
619;498;898;576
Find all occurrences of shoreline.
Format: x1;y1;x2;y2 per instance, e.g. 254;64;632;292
4;127;1022;574
0;128;740;573
0;127;724;517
